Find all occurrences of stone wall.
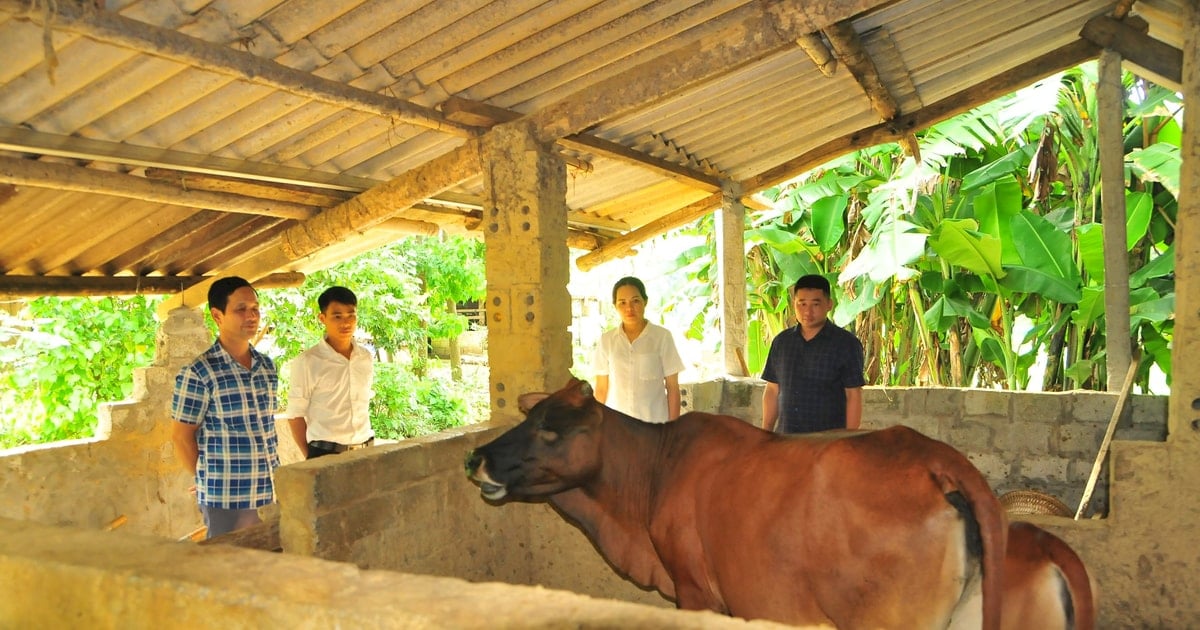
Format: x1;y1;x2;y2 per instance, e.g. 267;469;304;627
0;306;305;539
684;377;1168;515
0;518;787;629
275;420;669;608
1;367;1189;627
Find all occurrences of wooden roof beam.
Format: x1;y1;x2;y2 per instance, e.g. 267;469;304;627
0;125;380;193
158;138;485;314
0;156;440;235
796;32;838;77
0;0;475;137
0;156;315;220
442;97;721;193
530;0;893;142
1081;15;1181;90
740;38;1102;194
576;192;724;271
822;21;920;160
0;272;305;297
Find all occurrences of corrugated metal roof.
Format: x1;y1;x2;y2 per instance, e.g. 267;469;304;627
0;0;1182;296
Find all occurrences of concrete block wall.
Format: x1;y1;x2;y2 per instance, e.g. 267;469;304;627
274;420;668;608
0;306;306;539
0;518;774;629
682;378;1168;515
0;307;212;538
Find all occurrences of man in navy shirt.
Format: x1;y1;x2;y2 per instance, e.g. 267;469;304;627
761;274;865;434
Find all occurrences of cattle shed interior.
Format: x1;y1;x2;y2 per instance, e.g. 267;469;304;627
1;0;1199;627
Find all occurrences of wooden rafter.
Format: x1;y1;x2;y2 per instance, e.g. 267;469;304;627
442;97;722;193
796;33;838;77
0;125;379;193
823;22;898;120
0;157;441;236
1080;15;1182;90
0;0;476;137
0;272;305;297
822;21;920;160
740;38;1103;194
576;192;724;271
159;138;487;313
530;0;890;142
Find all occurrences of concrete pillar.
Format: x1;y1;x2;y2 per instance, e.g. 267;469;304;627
153;306;213;370
481;121;573;420
716;182;747;376
1170;0;1200;444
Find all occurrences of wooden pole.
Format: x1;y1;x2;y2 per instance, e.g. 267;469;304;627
1098;49;1133;391
1075;352;1140;519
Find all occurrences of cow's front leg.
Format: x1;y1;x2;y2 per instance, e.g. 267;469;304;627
672;579;728;615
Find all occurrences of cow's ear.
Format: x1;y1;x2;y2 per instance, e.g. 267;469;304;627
518;392;549;413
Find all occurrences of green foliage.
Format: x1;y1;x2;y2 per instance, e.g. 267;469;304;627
0;296;161;448
368;363;470;439
2;235;491;449
671;62;1179;392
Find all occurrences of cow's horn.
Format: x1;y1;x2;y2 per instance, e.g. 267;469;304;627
580;381;593;397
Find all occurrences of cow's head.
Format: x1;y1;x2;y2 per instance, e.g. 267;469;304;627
465;377;604;502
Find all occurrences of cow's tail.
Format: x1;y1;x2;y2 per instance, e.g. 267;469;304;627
1043;527;1096;630
935;462;1007;630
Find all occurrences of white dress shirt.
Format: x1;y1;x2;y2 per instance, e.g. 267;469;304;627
285;339;374;444
593;322;684;423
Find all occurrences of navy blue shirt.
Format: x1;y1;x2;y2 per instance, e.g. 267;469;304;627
761;322;865;434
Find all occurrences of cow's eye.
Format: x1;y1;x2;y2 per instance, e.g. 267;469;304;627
536;428;561;443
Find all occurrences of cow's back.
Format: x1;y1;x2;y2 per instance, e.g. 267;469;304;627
651;424;999;628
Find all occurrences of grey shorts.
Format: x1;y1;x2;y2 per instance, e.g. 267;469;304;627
200;505;262;539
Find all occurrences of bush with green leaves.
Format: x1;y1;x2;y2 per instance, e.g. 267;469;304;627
0;295;160;448
368;363;471;439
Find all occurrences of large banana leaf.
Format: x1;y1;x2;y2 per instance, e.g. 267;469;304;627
811;194;849;253
1071;191;1154;286
1128;143;1181;198
1008;210;1082;302
841;218;926;283
1071;286;1105;328
1130;289;1175;328
1076;223;1105;282
962;144;1036;191
1001;266;1082;303
1129;244;1174;289
924;293;990;333
970;177;1024;265
929;218;1005;278
836;275;884;323
746;226;819;255
1125;190;1154;250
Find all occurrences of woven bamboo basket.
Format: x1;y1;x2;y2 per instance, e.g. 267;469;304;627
998;490;1072;517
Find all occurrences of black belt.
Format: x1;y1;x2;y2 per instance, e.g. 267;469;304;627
308;438;374;453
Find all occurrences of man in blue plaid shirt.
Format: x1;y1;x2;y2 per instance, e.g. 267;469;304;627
171;276;279;539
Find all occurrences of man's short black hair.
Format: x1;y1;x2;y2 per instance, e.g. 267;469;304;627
318;286;358;312
208;276;253;312
611;276;648;303
792;274;831;298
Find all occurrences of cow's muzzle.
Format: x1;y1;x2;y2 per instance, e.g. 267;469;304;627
464;450;508;501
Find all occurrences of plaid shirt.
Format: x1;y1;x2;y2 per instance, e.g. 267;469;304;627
171;341;279;509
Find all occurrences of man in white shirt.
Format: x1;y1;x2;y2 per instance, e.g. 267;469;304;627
286;286;375;458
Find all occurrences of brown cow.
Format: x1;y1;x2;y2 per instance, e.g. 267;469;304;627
1002;522;1095;630
465;378;1007;629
